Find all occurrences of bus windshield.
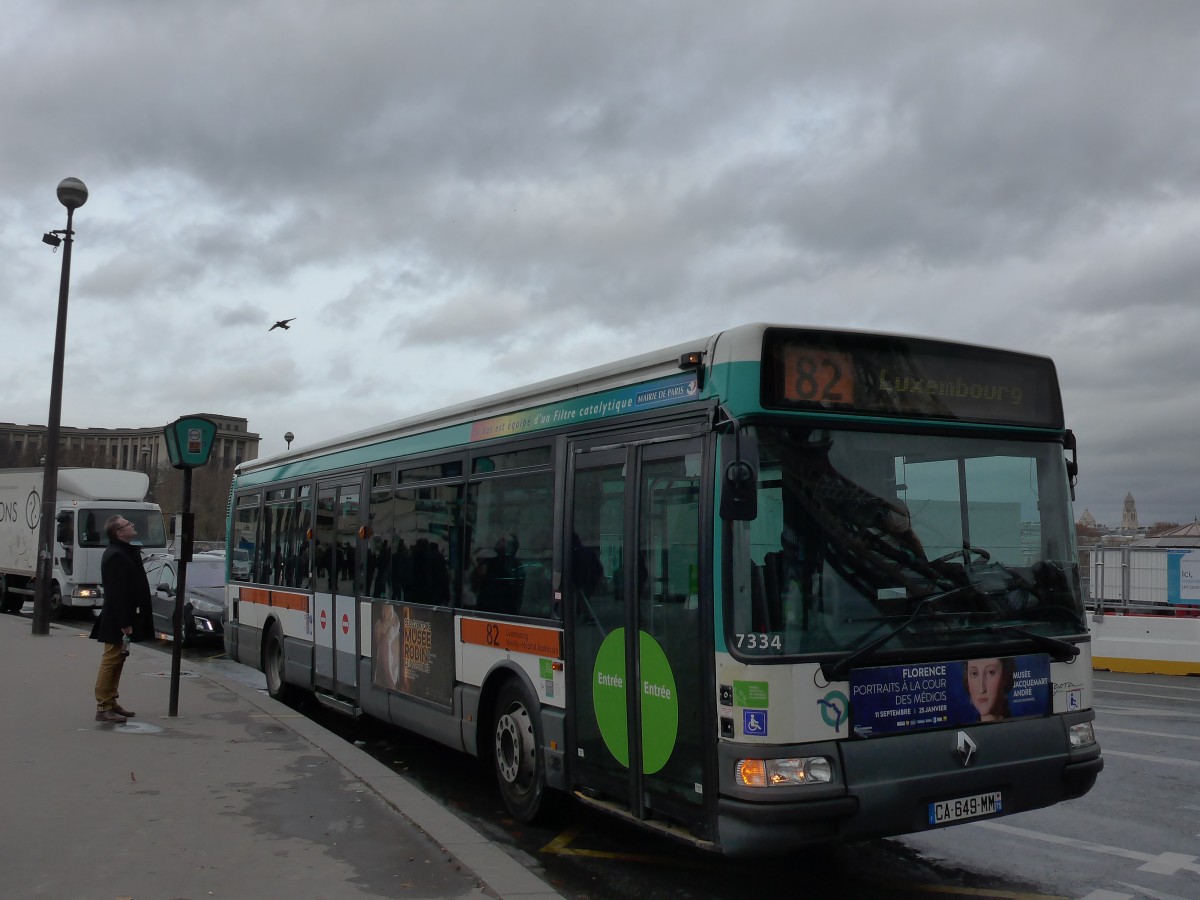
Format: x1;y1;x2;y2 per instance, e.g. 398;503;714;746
726;425;1084;660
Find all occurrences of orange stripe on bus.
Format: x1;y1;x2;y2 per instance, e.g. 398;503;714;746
238;587;308;612
460;618;562;658
269;592;308;611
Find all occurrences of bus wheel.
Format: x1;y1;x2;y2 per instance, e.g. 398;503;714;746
492;678;546;823
264;622;293;703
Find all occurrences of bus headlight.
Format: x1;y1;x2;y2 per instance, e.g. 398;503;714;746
1068;722;1096;748
735;756;832;787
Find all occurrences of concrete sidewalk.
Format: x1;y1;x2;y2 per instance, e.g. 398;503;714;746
0;613;563;900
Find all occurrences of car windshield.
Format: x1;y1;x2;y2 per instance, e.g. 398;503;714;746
187;559;226;589
725;425;1083;660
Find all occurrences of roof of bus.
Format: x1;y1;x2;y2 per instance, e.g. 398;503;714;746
235;322;1056;477
236;326;730;476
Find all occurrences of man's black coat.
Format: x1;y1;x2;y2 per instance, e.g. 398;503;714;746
90;539;154;644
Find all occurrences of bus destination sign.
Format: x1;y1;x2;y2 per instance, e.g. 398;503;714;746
762;328;1064;429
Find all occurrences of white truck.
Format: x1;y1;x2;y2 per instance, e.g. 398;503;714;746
0;468;167;618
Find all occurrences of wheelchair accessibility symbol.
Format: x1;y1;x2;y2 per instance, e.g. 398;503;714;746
743;709;768;736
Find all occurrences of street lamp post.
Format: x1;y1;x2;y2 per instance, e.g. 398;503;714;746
32;177;88;635
284;431;294;450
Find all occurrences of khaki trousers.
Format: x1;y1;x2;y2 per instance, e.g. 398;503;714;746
94;642;126;711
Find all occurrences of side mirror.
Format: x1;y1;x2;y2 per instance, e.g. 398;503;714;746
55;510;73;545
719;431;758;521
1064;429;1079;501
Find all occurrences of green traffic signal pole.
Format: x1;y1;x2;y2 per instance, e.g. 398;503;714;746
162;415;216;716
168;469;193;717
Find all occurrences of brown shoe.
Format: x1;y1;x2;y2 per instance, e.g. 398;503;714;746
95;709;127;724
112;704;135;718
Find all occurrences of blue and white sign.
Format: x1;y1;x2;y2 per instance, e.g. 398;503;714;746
1167;550;1200;605
742;709;768;737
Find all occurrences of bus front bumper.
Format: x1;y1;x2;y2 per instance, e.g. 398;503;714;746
714;711;1101;857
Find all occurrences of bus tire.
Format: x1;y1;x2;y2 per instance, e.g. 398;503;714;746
264;621;294;704
491;677;547;823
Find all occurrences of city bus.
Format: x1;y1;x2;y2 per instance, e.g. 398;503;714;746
222;323;1102;856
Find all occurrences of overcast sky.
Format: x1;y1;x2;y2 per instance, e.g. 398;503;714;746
3;2;1198;528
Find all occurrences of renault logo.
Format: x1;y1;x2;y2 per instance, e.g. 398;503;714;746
956;731;977;767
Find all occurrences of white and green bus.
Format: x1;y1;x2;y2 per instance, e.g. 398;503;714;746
223;323;1102;855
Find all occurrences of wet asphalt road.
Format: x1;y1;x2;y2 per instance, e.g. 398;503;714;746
129;623;1200;900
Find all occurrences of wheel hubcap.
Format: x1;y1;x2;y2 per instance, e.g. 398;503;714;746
495;703;532;788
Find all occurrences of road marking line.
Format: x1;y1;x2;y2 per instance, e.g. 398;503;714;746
1095;726;1200;743
1137;852;1198;875
1097;678;1200;695
1099;696;1200;710
540;825;707;866
1093;706;1200;720
915;887;1064;898
971;822;1200;877
1102;749;1200;769
1079;891;1132;900
1115;881;1195;900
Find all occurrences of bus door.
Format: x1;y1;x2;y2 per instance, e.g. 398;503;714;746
314;480;361;699
567;434;709;837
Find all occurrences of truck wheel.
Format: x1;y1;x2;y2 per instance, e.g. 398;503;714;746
48;584;64;620
264;621;294;703
0;575;19;614
492;678;548;823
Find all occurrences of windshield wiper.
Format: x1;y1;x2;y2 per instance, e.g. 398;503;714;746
820;580;1084;681
821;586;974;681
984;623;1079;662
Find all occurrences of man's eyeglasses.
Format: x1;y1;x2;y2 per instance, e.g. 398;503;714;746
118;521;135;530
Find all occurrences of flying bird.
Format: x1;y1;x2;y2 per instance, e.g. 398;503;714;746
269;318;295;331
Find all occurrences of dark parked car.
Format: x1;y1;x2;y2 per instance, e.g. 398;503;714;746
143;554;227;646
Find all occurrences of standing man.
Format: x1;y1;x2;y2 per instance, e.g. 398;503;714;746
90;514;153;723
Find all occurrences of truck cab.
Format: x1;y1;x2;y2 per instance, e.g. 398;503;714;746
0;468;167;618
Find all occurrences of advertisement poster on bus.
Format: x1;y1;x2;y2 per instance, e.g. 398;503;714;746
372;602;454;707
850;654;1051;737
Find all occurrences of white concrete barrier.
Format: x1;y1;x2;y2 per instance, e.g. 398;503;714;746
1090;611;1200;675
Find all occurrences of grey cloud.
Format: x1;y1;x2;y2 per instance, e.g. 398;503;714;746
2;1;1198;526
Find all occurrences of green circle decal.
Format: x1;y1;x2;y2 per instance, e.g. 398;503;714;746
593;629;629;766
637;630;679;774
591;628;679;774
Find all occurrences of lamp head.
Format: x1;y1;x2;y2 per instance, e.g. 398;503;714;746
56;177;88;211
42;232;62;247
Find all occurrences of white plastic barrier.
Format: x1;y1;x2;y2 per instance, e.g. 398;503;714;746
1090;612;1200;676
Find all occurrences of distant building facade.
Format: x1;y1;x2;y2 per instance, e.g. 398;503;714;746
0;414;260;471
